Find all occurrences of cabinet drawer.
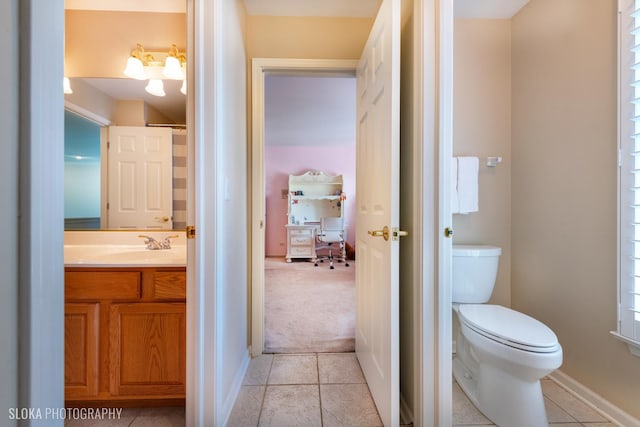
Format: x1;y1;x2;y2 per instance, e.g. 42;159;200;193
290;246;313;256
289;228;313;236
153;271;186;300
65;271;140;300
291;236;313;246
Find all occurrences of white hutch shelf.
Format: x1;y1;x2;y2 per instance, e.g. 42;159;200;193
285;171;344;262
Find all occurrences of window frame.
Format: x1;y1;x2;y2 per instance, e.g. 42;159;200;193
615;0;640;357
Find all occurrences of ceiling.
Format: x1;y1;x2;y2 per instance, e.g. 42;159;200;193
244;0;380;17
64;0;186;13
265;75;355;146
454;0;529;19
65;0;528;17
64;0;380;16
79;78;186;125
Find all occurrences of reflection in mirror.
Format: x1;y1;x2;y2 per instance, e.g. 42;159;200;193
64;110;101;229
63;100;187;231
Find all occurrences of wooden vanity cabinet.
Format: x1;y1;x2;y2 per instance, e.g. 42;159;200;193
64;267;186;406
64;303;100;398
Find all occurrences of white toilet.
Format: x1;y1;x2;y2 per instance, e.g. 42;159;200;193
452;244;562;427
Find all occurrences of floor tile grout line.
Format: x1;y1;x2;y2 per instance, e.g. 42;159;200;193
255;354;275;426
316;353;325;426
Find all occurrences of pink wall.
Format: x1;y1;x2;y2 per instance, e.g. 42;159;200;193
265;145;356;257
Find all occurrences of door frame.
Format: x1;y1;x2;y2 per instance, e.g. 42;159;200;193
250;58;358;357
20;0;204;421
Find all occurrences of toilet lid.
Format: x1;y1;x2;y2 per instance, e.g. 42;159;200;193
458;304;560;353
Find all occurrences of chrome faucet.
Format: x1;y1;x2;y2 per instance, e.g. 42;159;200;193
138;235;162;250
161;235;179;249
138;234;179;250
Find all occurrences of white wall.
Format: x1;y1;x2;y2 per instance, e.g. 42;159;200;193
512;0;640;419
0;0;18;424
215;0;249;423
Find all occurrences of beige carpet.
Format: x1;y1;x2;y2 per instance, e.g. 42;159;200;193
264;257;355;353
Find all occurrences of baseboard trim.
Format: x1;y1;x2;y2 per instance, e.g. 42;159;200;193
220;348;251;426
548;370;640;427
399;392;413;426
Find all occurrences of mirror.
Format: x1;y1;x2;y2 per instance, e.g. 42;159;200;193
64;99;186;231
64;6;187;230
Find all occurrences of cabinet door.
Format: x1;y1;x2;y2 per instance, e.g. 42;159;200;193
65;303;99;398
109;303;186;397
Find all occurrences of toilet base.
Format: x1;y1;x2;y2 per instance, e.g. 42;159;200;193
454;355;549;427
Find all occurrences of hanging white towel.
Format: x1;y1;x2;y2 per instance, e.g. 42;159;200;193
456;156;479;214
451;157;460;214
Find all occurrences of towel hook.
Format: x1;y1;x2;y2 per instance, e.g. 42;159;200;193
486;156;502;167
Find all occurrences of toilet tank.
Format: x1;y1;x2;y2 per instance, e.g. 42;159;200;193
452;245;501;303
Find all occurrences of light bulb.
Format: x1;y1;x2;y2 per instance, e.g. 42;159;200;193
63;77;73;94
163;56;184;80
145;79;166;97
180;79;187;95
124;57;147;80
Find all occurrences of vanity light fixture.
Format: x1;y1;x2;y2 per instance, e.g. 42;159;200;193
123;43;187;97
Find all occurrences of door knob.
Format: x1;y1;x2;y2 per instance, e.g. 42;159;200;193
155;216;170;222
444;227;454;238
368;226;390;241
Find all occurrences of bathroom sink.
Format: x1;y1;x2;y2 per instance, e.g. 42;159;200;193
64;245;187;266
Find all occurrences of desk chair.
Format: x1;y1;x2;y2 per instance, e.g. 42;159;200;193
314;217;349;269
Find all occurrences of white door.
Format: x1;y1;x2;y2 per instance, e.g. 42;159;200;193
107;126;173;229
355;0;401;426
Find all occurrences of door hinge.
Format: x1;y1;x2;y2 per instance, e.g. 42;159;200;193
186;225;196;239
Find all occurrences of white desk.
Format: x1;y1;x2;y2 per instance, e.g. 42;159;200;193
285;224;318;262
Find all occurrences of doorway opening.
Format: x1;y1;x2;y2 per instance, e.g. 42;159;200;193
264;72;356;353
252;59;356;356
63;4;189;418
262;74;357;354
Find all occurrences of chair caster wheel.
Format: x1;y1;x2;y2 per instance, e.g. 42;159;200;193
314;263;319;267
345;263;350;267
330;266;335;270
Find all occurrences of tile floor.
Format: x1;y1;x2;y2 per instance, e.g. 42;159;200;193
227;353;383;427
64;406;185;427
453;377;616;426
64;352;619;427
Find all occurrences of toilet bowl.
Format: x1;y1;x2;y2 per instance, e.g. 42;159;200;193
452;245;562;427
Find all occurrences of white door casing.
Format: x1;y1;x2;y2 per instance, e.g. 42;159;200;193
355;0;401;425
250;58;358;357
107;126;173;229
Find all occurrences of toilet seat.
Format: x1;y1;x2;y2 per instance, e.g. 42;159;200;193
458;304;560;353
